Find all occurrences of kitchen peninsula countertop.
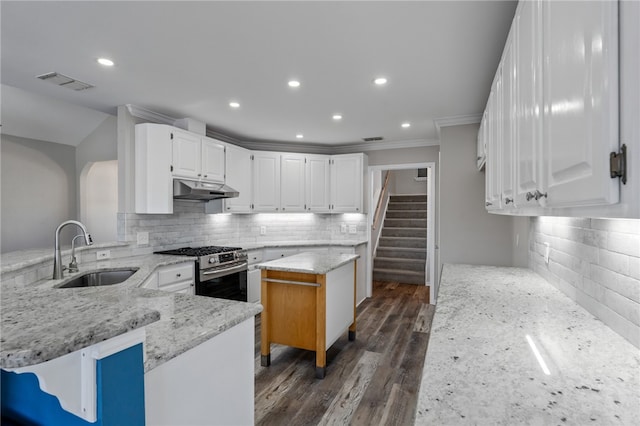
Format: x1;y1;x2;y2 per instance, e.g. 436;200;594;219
256;251;359;274
416;264;640;425
1;254;262;372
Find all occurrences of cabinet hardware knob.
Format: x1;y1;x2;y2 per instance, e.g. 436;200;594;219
533;190;547;200
197;174;201;177
282;208;285;211
176;273;181;277
485;201;493;207
505;197;513;204
526;191;535;201
227;207;230;210
204;174;208;178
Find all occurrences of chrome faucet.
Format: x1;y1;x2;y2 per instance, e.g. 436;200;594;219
68;234;85;273
53;220;93;279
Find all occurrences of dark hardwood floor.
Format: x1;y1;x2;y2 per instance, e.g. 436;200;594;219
254;281;435;426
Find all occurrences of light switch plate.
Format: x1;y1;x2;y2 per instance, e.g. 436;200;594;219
348;225;357;234
97;250;111;260
340;224;347;234
260;226;267;236
544;242;550;265
137;232;149;245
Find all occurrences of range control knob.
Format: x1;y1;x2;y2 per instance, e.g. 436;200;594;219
208;257;218;264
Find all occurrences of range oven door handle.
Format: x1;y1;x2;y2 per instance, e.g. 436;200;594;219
201;262;248;279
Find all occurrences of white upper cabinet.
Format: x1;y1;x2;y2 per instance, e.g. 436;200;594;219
135;123;174;214
200;138;226;183
514;0;543;208
171;129;201;180
280;153;306;212
252;151;281;212
305;155;331;212
224;144;253;213
485;80;502;211
542;0;619;208
500;35;516;209
481;0;626;215
330;154;364;213
172;131;225;184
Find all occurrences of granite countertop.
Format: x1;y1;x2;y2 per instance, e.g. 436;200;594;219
1;254;262;372
416;264;640;425
256;251;359;274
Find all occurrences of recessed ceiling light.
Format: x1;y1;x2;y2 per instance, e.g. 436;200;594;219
288;80;301;88
296;134;304;139
97;58;114;67
373;77;388;85
401;122;411;128
229;101;240;108
332;114;343;120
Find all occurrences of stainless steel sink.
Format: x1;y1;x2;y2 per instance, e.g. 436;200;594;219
57;268;138;288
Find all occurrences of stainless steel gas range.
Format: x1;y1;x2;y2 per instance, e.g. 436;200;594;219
155;246;248;301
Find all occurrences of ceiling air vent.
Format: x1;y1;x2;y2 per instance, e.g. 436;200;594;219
36;72;94;91
362;136;383;142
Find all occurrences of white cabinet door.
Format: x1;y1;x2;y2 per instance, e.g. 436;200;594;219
172;130;200;180
305;155;330;212
247;269;261;303
280;154;306;212
224;144;253;212
515;0;543;207
542;0;619;207
501;35;516;208
330;154;363;213
135;123;174;214
485;79;502;211
252;152;281;212
201;138;225;183
477;114;486;170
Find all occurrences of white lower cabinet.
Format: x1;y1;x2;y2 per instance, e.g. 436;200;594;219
247;269;261;303
145;318;255;426
142;262;195;294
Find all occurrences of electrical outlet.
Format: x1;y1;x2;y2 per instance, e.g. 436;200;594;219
260;226;267;236
544;242;550;265
348;225;357;234
137;232;149;245
97;250;111;260
340;224;347;234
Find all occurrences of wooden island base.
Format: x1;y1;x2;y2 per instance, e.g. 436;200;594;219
259;257;357;379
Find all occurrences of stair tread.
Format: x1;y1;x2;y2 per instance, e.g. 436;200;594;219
375;256;425;262
380;236;426;240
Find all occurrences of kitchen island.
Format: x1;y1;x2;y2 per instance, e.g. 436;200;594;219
257;251;358;378
417;264;640;424
1;253;262;425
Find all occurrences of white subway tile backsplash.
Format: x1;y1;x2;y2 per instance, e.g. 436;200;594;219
530;217;640;348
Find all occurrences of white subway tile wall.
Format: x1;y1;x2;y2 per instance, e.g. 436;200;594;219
530;217;640;348
118;201;367;251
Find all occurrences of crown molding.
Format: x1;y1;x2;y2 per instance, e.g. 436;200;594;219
125;104;176;125
125;104;441;155
433;114;482;139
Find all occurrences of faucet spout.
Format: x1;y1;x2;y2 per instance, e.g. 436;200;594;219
53;220;93;279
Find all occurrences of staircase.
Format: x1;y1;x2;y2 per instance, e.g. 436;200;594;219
373;195;427;285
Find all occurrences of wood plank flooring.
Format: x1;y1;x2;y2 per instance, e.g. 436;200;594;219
254;281;435;426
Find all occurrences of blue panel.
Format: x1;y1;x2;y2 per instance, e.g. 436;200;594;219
1;343;145;426
1;369;92;425
96;343;145;426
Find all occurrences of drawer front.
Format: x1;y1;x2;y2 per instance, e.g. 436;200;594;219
160;280;194;294
158;263;194;287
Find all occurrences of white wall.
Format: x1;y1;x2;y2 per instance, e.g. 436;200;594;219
439;124;516;268
530;217;640;348
1;135;77;252
389;169;427;195
82;161;118;244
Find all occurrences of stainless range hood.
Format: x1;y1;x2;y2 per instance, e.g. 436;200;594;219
173;179;239;201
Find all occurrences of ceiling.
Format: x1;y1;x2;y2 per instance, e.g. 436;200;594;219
1;1;517;148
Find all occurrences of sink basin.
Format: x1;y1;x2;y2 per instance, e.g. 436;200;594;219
58;268;138;288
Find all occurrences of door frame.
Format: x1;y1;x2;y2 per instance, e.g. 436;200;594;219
367;161;436;303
